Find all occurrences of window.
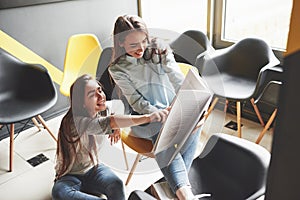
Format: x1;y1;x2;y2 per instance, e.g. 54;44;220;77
221;0;293;51
139;0;293;52
139;0;208;39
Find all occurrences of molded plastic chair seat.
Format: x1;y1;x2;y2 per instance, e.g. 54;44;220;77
188;133;270;199
203;74;257;100
198;38;280;137
254;81;281;108
120;129;154;185
254;81;282;144
0;98;55;124
128;133;271;200
60;33;102;96
200;38;279;100
0;48;57;171
121;130;154;157
170;30;214;66
128;190;156;200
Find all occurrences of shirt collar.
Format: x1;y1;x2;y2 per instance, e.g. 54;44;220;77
125;55;144;65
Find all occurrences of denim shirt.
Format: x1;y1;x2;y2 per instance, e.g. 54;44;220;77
109;52;184;138
109;52;184;115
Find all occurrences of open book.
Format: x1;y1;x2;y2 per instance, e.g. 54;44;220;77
152;68;213;166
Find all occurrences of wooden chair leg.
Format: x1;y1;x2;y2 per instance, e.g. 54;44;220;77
36;115;57;141
224;99;229;113
205;97;219;119
125;153;142;185
121;140;129;170
256;109;277;144
31;117;41;131
9;124;14;172
250;98;265;127
236;101;242;138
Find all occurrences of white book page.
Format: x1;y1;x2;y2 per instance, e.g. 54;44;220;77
154;89;211;153
153;69;213;162
180;67;210;91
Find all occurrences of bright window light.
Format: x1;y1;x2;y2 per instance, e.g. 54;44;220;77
139;0;207;35
222;0;293;51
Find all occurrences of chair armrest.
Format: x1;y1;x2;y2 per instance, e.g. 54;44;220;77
266;65;284;80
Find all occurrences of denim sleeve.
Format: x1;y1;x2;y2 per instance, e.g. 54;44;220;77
109;67;158;114
161;51;184;92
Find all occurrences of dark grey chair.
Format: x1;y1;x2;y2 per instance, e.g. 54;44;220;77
128;190;156;200
253;81;282;144
128;133;271;200
170;30;214;66
96;47;114;100
0;48;57;172
197;38;280;137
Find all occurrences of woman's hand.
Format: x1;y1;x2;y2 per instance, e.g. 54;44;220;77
148;107;170;123
108;129;121;145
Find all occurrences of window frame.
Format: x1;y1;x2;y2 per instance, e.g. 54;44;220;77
212;0;291;60
138;0;291;61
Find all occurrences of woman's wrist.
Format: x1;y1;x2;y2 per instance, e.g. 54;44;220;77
144;114;151;123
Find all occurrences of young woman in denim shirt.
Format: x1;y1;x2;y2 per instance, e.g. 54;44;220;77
109;15;203;200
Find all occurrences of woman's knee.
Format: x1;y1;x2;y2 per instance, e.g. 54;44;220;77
52;176;82;200
107;177;124;191
104;177;125;199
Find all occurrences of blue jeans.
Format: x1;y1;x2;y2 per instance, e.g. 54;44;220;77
154;127;201;194
52;164;125;200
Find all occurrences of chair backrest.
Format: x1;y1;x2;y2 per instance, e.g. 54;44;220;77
254;81;282;107
0;48;57;123
170;30;214;66
60;33;102;96
128;190;156;200
201;38;279;80
189;133;270;199
96;47;114;100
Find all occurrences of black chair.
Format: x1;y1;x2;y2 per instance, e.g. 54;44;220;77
0;48;57;172
96;47;115;100
128;190;156;200
197;38;280;137
253;81;282;144
128;133;271;200
96;47;132;114
170;30;214;66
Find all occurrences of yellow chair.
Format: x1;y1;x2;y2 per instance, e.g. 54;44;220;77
121;63;198;185
60;34;102;96
177;62;198;76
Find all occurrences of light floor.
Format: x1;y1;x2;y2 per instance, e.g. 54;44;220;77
0;109;273;200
